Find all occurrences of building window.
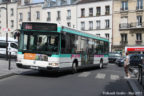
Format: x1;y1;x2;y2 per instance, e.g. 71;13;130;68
47;12;51;21
137;16;142;26
11;8;14;16
96;20;101;29
105;19;110;28
96;34;100;37
11;20;14;28
28;12;31;21
136;33;142;44
105;6;110;15
81;22;85;30
67;10;71;20
137;0;143;10
96;7;101;16
67;22;71;27
57;11;61;20
121;1;128;11
19;13;23;22
89;21;93;30
81;8;85;17
121;34;127;44
36;11;40;20
105;33;109;40
89;8;93;17
136;33;142;41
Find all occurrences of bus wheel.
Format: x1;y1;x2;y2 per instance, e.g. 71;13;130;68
72;62;77;73
99;60;103;69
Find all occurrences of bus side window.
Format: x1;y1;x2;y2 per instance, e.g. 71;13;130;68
61;34;66;53
61;39;65;48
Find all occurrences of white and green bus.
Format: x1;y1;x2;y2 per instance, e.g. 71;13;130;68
16;22;109;72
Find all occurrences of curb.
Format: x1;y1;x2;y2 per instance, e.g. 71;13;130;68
127;79;144;96
0;73;16;79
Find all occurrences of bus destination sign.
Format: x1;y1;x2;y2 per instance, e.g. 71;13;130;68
22;22;57;31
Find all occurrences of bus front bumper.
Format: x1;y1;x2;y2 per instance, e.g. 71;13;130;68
16;63;60;71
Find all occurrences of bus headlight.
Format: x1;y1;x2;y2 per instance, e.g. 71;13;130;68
49;63;59;67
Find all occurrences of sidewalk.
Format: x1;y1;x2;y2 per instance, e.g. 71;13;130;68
0;58;30;79
127;73;144;96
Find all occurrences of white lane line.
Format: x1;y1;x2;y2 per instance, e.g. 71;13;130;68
95;73;106;79
78;72;91;77
110;75;120;80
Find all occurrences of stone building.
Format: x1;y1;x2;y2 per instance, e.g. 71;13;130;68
113;0;144;54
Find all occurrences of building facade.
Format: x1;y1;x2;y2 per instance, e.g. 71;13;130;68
17;2;43;29
77;0;113;51
0;1;17;37
42;0;77;29
0;0;33;37
113;0;144;54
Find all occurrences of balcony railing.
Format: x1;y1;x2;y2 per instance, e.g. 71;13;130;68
136;6;143;10
67;16;71;20
120;41;128;45
57;17;61;21
136;40;142;45
96;26;101;30
89;14;93;17
47;17;51;21
81;28;85;31
81;15;85;18
119;22;144;30
120;8;128;12
105;11;110;15
96;13;101;16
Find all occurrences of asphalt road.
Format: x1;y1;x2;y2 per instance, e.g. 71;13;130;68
0;64;133;96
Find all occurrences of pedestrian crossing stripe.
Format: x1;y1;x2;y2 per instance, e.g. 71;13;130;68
78;72;121;80
110;75;120;80
78;72;91;77
95;73;106;79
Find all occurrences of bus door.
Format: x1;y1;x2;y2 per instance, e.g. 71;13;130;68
87;39;95;65
81;51;87;65
87;48;94;65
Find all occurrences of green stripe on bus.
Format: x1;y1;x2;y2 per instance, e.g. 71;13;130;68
104;55;109;57
51;54;71;57
57;27;62;32
18;52;22;54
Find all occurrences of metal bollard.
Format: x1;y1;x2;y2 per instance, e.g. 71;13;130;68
8;52;11;70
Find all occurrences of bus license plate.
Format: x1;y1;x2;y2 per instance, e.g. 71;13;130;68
30;66;38;69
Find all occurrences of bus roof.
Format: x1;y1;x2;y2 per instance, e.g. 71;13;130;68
60;26;109;42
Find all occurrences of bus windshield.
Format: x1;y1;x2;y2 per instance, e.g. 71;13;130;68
19;32;59;54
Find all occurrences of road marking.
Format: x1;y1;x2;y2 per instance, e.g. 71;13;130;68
95;73;106;79
110;75;120;80
78;72;91;77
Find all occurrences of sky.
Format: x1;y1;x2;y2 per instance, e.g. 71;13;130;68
33;0;44;3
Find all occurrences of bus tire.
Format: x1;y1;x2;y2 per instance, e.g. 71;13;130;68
99;60;103;69
72;62;78;73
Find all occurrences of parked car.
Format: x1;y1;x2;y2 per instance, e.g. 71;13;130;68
108;53;122;63
0;41;18;58
115;56;126;67
129;54;144;67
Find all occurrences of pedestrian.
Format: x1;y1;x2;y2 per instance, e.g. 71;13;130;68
124;52;131;78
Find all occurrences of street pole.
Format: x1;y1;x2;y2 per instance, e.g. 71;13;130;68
6;3;8;60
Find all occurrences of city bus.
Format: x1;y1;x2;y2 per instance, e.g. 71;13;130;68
16;22;109;73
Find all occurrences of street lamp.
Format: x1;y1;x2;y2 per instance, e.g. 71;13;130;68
0;4;8;60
